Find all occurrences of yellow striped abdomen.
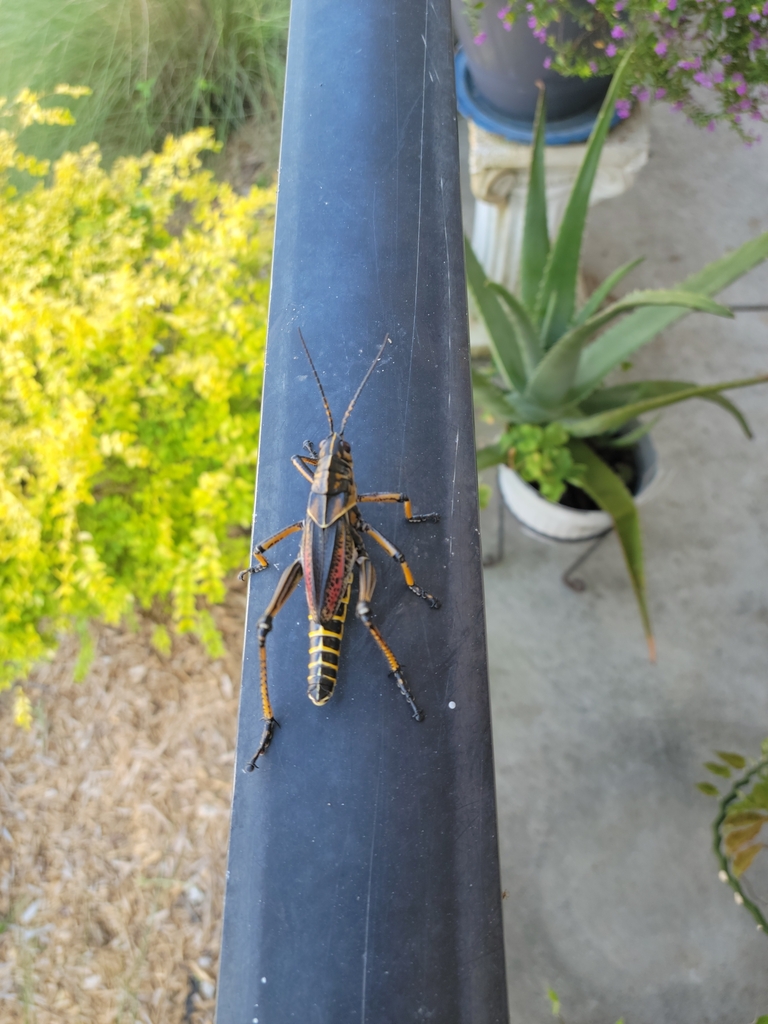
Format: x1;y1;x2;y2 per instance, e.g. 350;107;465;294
307;585;351;705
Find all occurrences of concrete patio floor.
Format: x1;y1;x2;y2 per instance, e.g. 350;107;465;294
463;106;768;1023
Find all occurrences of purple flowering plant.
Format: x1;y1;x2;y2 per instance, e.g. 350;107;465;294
465;0;768;138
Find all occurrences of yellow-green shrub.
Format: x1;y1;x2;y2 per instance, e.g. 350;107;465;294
0;89;274;699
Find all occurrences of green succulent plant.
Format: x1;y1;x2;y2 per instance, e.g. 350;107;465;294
468;51;768;659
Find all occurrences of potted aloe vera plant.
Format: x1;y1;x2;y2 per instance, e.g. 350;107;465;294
468;52;768;659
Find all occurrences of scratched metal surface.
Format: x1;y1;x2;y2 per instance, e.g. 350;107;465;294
216;1;509;1022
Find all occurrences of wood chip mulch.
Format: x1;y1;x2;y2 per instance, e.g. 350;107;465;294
0;579;247;1023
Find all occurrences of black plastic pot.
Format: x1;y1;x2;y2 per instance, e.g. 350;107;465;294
452;0;610;123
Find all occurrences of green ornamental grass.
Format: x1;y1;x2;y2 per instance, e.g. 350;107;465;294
0;0;290;163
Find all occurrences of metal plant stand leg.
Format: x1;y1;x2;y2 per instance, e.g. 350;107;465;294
562;530;612;592
482;480;505;568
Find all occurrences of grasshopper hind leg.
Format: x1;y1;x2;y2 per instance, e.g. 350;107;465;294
355;554;424;722
245;559;303;772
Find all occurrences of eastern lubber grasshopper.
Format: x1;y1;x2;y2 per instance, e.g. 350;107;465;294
238;331;441;772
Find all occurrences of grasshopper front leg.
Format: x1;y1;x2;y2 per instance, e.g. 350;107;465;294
357;492;440;524
357;519;441;609
238;521;304;580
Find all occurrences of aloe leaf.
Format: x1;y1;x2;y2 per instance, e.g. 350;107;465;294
573;231;768;400
488;282;542;374
526;290;732;407
602;416;661;448
464;237;527;391
561;375;768;436
472;368;517;421
572;257;645;327
537;49;633;347
581;380;754;437
568;438;654;659
520;86;549;312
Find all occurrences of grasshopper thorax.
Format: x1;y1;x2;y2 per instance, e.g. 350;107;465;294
307;433;357;528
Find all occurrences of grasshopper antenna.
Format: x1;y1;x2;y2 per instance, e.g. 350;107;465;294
298;328;334;433
340;334;390;435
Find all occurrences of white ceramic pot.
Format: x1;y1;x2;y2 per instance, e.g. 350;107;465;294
497;434;659;543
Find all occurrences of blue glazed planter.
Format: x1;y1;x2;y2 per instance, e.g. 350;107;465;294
452;0;612;141
455;48;619;144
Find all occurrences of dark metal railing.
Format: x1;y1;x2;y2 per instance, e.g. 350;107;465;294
216;2;509;1020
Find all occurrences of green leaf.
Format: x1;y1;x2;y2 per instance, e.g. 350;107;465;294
472;368;517;421
537;49;633;346
546;988;561;1017
527;290;732;407
572;257;645;328
732;843;764;877
705;761;732;777
724;810;768;828
151;624;172;656
696;782;720;796
602;416;660;448
574;231;768;398
478;482;492;509
717;751;748;769
520;87;549;312
560;376;768;438
578;380;754;438
477;443;507;471
464;238;527;391
73;620;95;684
568;438;654;658
488;282;542;374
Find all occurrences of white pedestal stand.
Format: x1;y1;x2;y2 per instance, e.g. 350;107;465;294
467;105;651;350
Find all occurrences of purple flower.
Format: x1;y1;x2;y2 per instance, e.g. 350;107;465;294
749;9;761;19
543;56;552;68
614;0;625;10
533;27;547;40
723;5;736;16
655;87;667;98
734;113;743;122
526;2;534;9
655;39;668;55
616;98;632;118
763;0;768;13
667;0;677;9
651;10;661;19
677;56;702;70
503;20;512;31
611;24;626;38
712;70;725;84
528;16;537;28
497;5;511;19
638;87;650;101
672;100;685;110
589;60;599;72
707;120;716;130
474;31;487;45
606;42;618;56
722;53;733;62
694;71;713;87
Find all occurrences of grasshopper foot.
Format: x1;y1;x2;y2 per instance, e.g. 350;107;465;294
391;669;424;722
408;584;441;610
244;718;279;772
